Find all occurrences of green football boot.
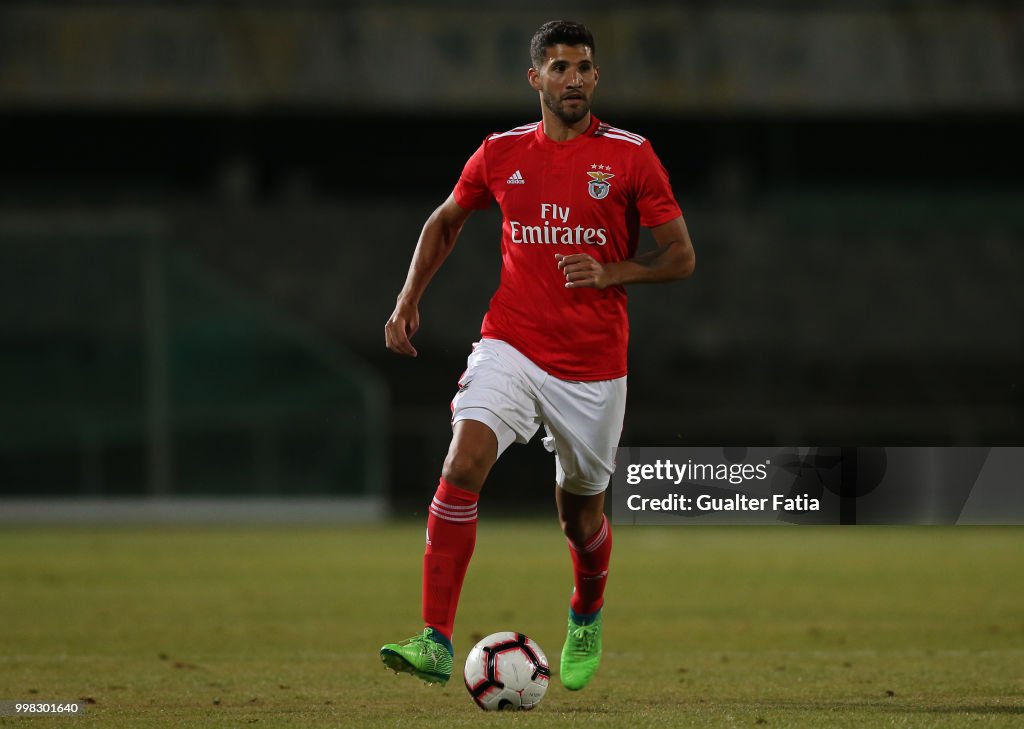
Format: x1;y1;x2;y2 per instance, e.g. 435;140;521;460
560;610;603;690
379;627;453;685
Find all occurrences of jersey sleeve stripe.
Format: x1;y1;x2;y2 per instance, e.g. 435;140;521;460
488;122;540;140
601;132;644;146
604;126;646;143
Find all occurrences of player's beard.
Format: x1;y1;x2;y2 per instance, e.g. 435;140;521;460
543;89;591;126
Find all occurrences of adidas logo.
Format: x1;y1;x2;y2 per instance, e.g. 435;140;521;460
506;170;525;185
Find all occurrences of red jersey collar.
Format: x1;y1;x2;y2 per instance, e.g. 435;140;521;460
535;114;602;145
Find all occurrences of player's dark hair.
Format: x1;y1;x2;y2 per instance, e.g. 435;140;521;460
530;20;595;68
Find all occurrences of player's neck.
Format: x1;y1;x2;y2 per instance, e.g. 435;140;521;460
541;110;592;142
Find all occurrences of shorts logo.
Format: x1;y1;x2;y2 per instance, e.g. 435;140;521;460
587;170;614;200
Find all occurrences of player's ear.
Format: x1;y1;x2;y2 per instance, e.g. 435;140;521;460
593;64;600;85
528;66;541;91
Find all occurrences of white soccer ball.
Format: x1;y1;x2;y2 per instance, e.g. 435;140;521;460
463;631;550;711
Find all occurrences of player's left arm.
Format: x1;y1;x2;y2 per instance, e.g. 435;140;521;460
556;215;695;289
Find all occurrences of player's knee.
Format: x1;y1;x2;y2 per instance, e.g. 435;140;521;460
558;493;606;545
441;450;490;493
559;512;599;546
559;514;581;544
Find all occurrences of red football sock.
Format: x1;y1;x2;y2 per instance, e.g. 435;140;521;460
422;478;479;641
567;515;612;616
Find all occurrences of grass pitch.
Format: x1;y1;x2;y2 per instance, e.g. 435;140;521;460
1;523;1022;727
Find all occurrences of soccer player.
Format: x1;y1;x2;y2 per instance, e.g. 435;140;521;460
380;20;695;691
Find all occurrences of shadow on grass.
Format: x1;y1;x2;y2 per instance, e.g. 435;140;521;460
907;705;1024;715
708;699;1024;717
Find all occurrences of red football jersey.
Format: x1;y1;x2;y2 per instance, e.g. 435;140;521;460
453;115;682;381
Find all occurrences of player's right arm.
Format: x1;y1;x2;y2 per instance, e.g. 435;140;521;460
385;194;474;357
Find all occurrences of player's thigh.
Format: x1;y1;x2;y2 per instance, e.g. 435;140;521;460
450;339;543;457
541;377;627;495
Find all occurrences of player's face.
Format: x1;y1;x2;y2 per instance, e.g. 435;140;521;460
529;44;599;126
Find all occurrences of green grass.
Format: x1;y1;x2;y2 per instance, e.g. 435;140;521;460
1;524;1022;727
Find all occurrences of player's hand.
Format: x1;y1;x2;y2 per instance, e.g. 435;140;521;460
385;299;420;357
555;253;613;289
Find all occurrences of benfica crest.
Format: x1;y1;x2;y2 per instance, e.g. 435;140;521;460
587;170;614;200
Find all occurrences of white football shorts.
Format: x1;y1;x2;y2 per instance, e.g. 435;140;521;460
450;338;627;496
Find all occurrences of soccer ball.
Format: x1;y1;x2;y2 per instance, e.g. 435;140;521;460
463;632;550;711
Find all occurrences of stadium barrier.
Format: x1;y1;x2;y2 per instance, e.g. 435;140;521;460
0;211;387;522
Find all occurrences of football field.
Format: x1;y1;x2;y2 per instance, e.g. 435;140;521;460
1;522;1021;727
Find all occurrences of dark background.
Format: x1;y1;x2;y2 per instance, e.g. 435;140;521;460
1;2;1021;515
